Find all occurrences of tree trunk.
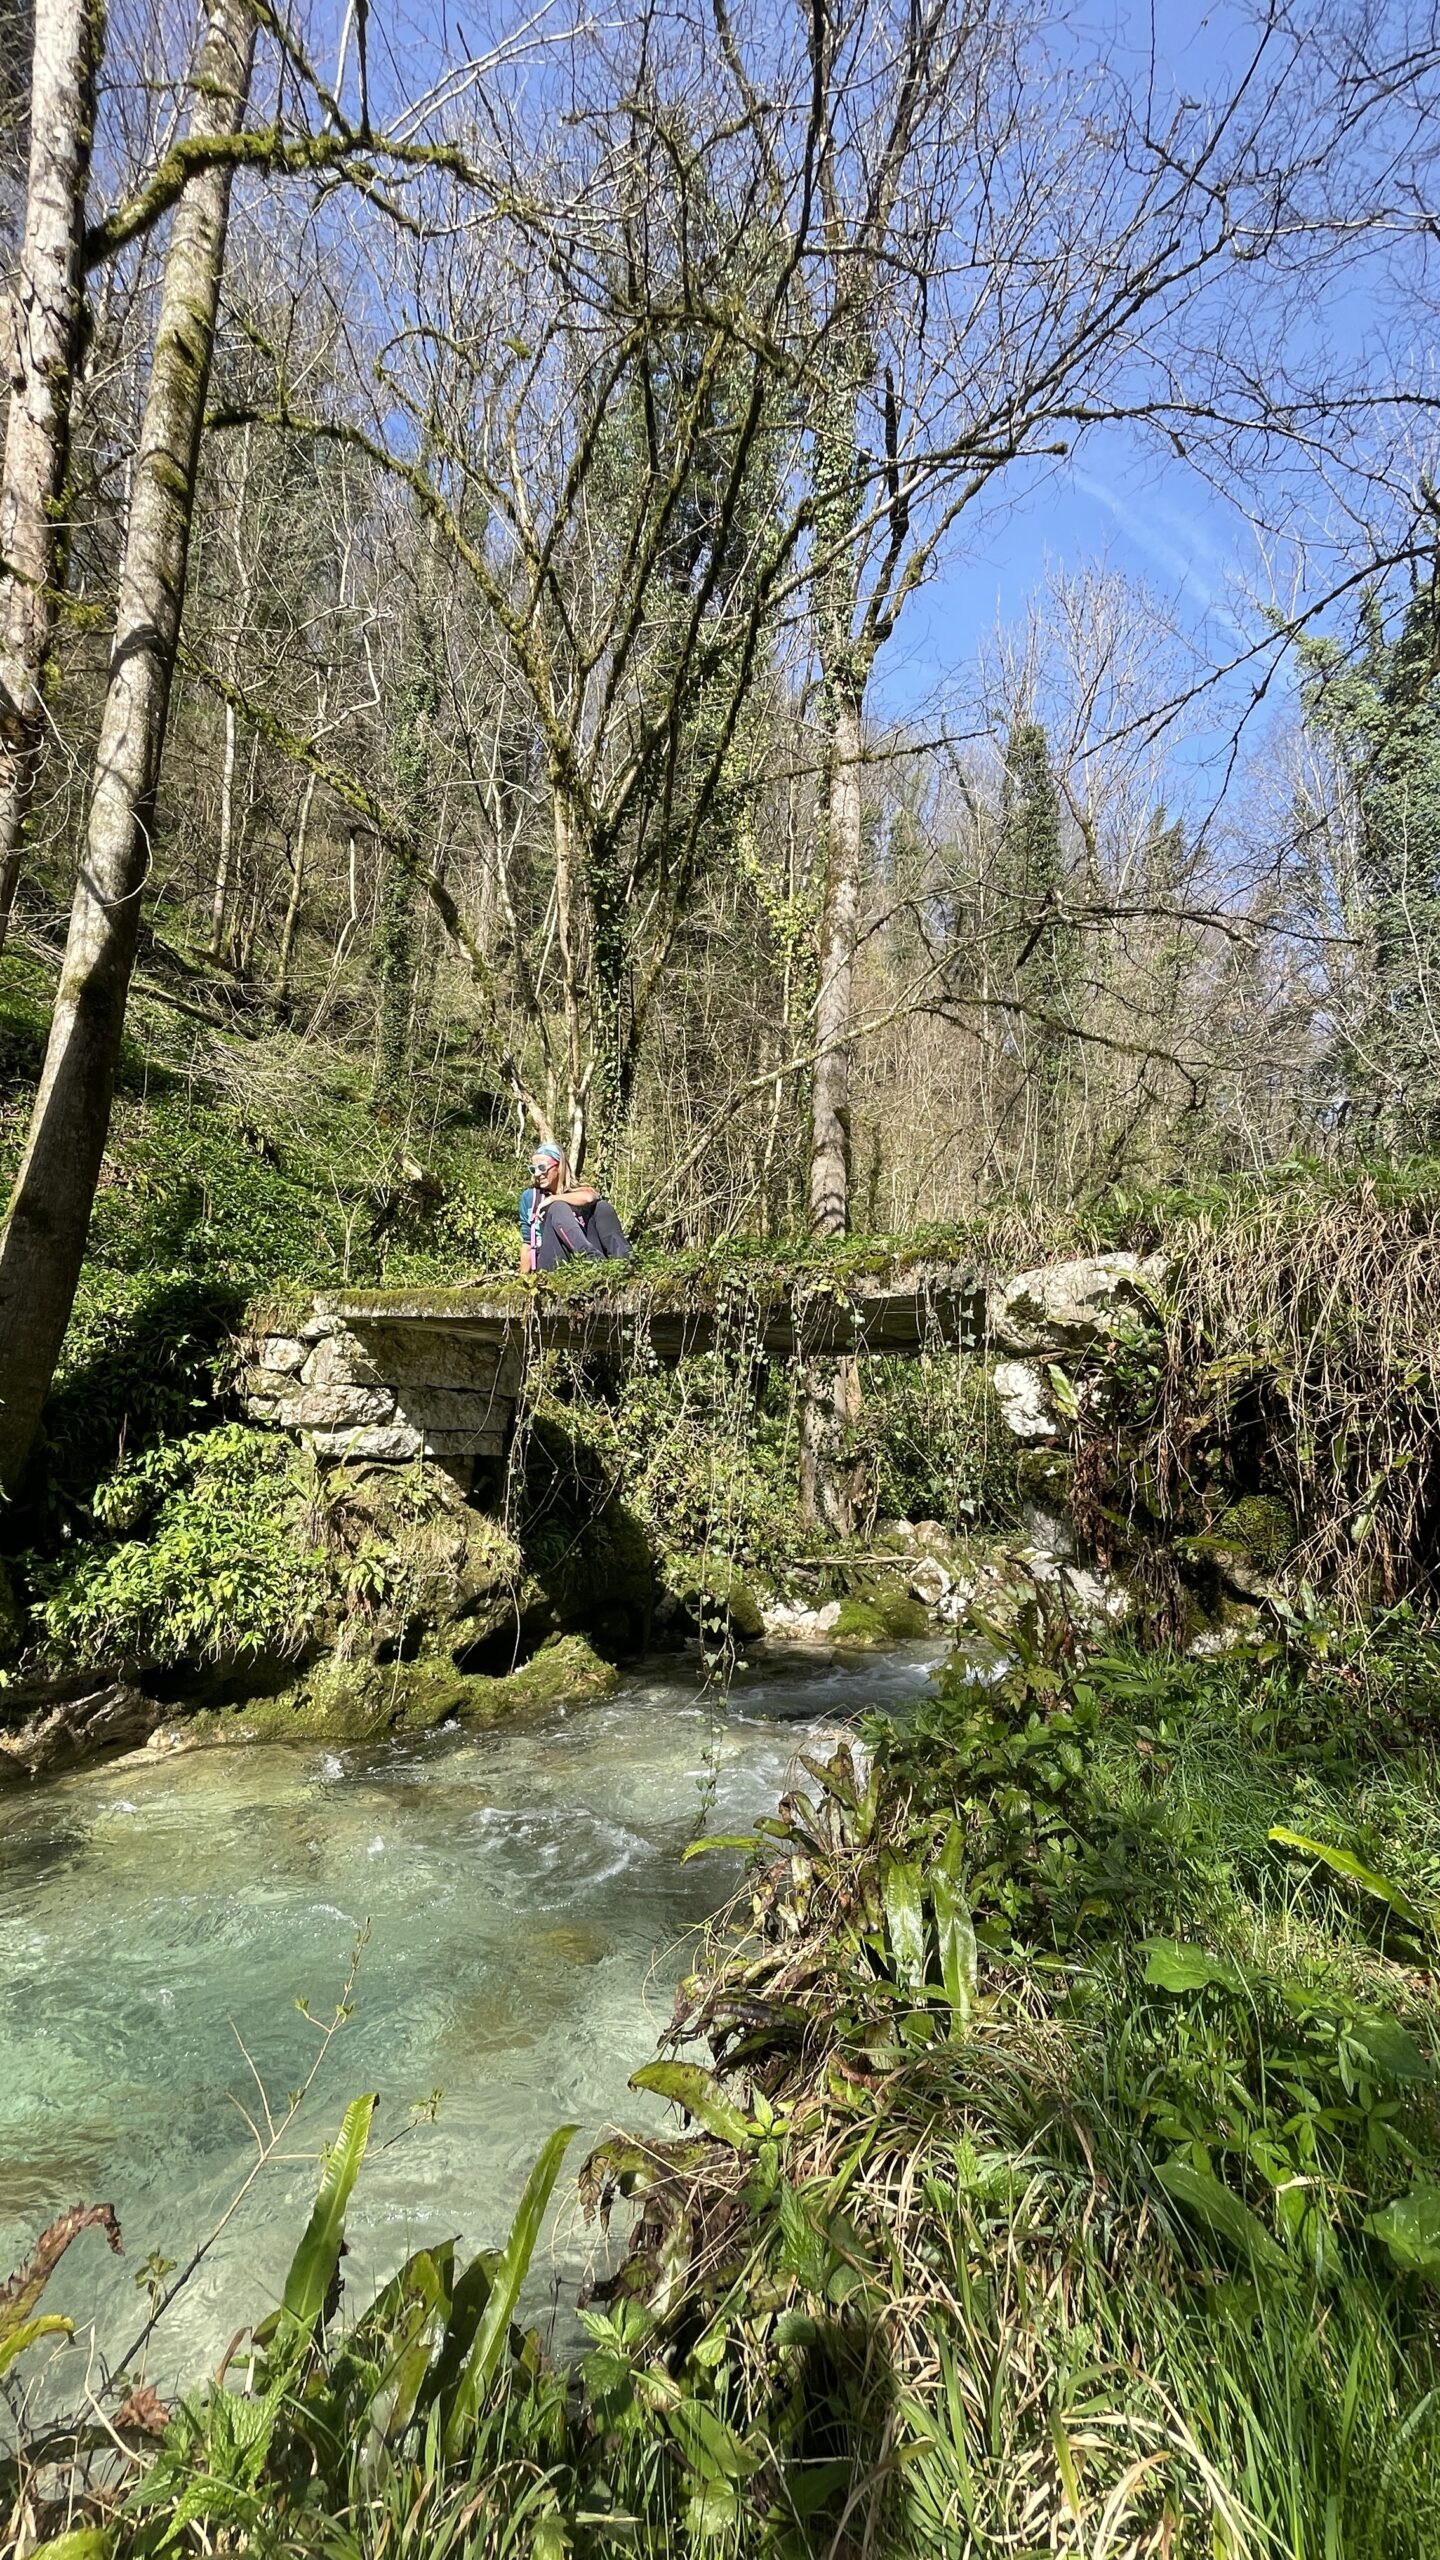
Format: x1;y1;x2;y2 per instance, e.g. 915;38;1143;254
808;685;863;1236
275;760;317;999
800;684;865;1532
0;0;255;1494
0;0;103;955
550;776;589;1167
209;696;238;955
207;418;253;960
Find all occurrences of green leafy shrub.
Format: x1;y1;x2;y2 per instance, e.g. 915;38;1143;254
580;1624;1440;2553
29;1426;324;1669
521;1353;808;1584
861;1352;1019;1529
36;1270;244;1519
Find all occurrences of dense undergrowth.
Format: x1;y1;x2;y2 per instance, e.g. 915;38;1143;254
7;1608;1440;2557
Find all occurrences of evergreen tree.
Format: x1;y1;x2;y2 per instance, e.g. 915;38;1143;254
1000;717;1075;1165
1299;555;1440;1148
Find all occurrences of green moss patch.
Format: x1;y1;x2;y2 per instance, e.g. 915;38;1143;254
833;1584;929;1646
194;1630;619;1747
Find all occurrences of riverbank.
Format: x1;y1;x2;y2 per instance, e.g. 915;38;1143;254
7;1611;1439;2556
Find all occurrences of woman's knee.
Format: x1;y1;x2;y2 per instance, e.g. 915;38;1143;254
537;1203;599;1268
591;1199;631;1258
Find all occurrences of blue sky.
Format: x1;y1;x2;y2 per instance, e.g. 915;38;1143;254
878;424;1257;717
869;0;1426;771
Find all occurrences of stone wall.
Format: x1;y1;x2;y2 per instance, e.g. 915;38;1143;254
242;1311;523;1474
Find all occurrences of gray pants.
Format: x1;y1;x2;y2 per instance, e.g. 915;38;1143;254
535;1198;631;1270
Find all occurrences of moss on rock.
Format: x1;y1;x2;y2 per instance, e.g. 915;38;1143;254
193;1629;619;1748
501;1632;621;1711
1178;1495;1296;1603
833;1583;929;1646
321;1462;530;1654
1210;1495;1296;1569
1015;1448;1076;1508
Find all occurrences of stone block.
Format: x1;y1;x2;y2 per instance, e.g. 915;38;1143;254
245;1364;308;1400
417;1425;512;1458
393;1385;516;1433
254;1336;306;1375
359;1326;523;1394
989;1252;1166;1356
993;1359;1059;1440
301;1332;388;1389
1021;1503;1075;1561
307;1421;425;1462
907;1556;953;1608
284;1385;395;1430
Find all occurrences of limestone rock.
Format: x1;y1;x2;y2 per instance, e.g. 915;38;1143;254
368;1328;522;1393
907;1555;953;1608
301;1333;387;1390
993;1359;1059;1440
254;1335;306;1375
910;1520;956;1558
1056;1562;1132;1628
245;1364;308;1400
1021;1503;1075;1562
415;1425;512;1459
761;1595;843;1642
306;1421;424;1462
287;1385;396;1430
989;1251;1165;1356
394;1386;512;1433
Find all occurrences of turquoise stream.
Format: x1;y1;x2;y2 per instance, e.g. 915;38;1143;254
0;1643;941;2392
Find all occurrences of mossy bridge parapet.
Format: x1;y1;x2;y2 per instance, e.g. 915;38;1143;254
241;1260;987;1472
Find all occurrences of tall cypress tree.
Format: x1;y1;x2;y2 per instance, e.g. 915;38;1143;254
1299;559;1440;1149
1000;717;1075;1164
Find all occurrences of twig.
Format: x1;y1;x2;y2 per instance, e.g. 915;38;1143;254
110;1927;369;2378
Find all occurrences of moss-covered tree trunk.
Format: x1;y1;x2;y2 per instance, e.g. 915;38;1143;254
801;683;866;1531
809;685;864;1235
373;524;442;1115
801;339;869;1534
0;0;103;954
0;0;255;1492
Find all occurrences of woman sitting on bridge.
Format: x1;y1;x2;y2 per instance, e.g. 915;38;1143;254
520;1143;632;1273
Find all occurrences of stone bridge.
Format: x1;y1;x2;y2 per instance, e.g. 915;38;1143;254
240;1250;1163;1481
241;1261;987;1476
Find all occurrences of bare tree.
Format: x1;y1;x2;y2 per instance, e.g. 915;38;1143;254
0;0;256;1491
